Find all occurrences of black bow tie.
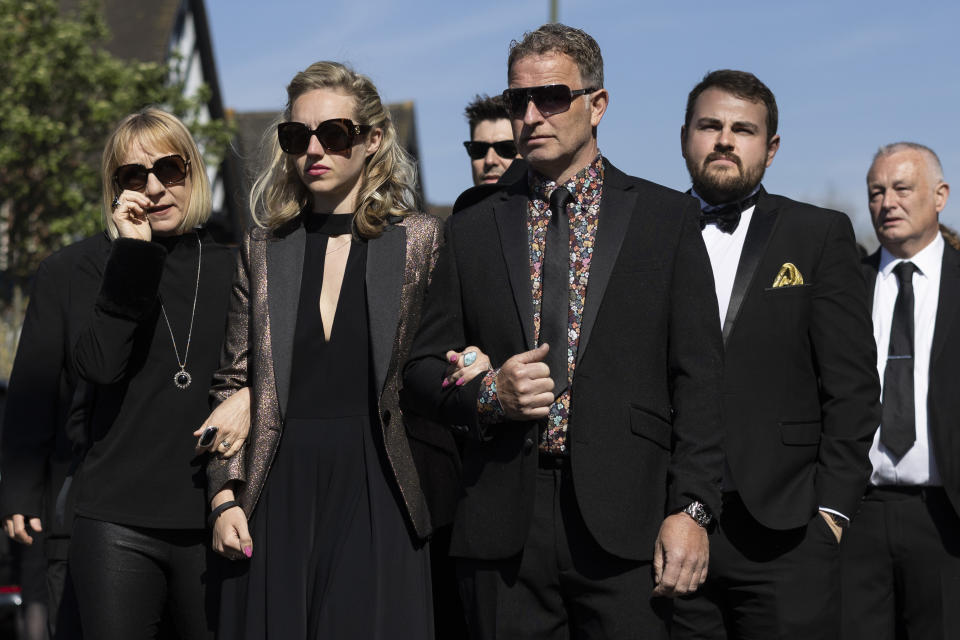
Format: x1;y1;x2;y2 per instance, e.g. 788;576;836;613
699;191;761;234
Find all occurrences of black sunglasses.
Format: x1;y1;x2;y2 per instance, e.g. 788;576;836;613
502;84;598;119
277;118;372;154
463;140;518;160
114;154;190;192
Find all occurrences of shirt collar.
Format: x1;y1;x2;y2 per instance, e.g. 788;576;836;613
529;153;604;202
879;232;944;279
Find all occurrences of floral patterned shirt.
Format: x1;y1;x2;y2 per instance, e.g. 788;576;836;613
477;154;604;454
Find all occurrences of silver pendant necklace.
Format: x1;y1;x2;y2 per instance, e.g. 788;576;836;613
159;233;201;390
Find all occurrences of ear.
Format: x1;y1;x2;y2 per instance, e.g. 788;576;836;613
765;134;781;167
365;127;383;158
680;125;688;159
589;89;609;128
934;180;950;214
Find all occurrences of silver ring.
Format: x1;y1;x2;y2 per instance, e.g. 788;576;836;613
111;195;121;209
220;441;231;449
463;351;477;366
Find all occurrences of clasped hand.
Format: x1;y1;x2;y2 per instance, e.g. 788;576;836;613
493;343;557;420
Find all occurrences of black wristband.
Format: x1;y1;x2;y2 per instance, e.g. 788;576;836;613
207;500;239;529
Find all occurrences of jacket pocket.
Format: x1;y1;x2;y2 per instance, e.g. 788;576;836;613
629;405;672;449
779;420;821;446
763;283;813;294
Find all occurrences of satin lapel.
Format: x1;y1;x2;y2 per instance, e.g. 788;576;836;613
266;224;305;421
932;245;960;365
722;192;779;344
494;191;536;350
577;170;634;366
367;224;406;396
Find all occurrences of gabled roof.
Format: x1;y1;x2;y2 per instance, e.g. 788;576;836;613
61;0;178;63
61;0;225;119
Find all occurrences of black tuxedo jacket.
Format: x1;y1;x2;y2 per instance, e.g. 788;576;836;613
862;242;960;517
720;190;880;530
402;160;725;562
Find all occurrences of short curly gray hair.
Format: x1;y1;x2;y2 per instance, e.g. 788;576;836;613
507;23;603;89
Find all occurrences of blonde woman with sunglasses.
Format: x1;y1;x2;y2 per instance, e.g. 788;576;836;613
66;107;238;639
205;61;472;639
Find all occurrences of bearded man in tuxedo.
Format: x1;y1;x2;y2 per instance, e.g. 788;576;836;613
672;69;881;640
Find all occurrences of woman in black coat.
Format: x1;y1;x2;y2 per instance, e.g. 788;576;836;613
66;108;241;639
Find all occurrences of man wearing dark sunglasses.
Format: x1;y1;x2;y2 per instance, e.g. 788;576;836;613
404;23;723;640
462;94;520;186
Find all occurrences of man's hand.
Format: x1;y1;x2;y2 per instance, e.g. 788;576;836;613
819;510;843;543
495;343;555;420
652;512;709;597
3;514;43;545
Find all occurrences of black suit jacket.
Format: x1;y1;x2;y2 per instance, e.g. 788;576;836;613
862;242;960;517
0;233;110;541
720;190;880;530
402;160;724;562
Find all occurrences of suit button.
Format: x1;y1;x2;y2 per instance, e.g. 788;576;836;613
523;438;534;454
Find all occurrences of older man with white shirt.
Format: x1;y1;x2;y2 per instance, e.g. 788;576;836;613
843;141;960;640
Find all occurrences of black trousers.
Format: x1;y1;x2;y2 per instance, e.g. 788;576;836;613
457;460;669;640
672;492;841;640
69;517;215;640
840;486;960;640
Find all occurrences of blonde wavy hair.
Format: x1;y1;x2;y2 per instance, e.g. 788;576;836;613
101;108;211;240
250;61;419;237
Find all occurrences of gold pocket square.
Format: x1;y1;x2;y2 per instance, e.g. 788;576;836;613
772;263;804;287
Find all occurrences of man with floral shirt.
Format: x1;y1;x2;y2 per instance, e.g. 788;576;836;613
404;23;724;639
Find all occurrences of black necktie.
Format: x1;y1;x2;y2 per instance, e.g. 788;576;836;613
540;187;572;397
698;191;762;234
881;261;918;459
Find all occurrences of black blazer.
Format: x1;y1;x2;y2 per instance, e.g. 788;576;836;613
862;242;960;517
720;190;880;530
0;234;110;540
402;160;724;562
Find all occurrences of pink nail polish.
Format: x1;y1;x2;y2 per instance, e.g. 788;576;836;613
456;378;465;386
441;379;449;388
449;354;459;363
243;546;252;558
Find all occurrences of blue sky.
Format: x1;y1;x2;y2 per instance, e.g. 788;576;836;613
206;0;959;243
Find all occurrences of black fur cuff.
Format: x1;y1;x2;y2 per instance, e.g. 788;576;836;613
96;238;166;319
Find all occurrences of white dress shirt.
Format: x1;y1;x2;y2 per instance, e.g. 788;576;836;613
692;190;755;327
870;233;944;486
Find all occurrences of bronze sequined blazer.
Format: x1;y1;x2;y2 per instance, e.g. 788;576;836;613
206;213;458;539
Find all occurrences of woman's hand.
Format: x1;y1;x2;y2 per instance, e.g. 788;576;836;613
194;388;250;458
111;189;154;241
442;346;492;389
210;487;252;560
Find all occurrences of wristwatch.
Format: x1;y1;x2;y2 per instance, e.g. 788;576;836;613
681;501;713;528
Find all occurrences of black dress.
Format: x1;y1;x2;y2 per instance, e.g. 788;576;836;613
218;214;433;639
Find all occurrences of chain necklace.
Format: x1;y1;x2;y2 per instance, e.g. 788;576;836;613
159;233;202;390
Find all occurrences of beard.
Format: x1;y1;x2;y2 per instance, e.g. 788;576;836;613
686;151;767;205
